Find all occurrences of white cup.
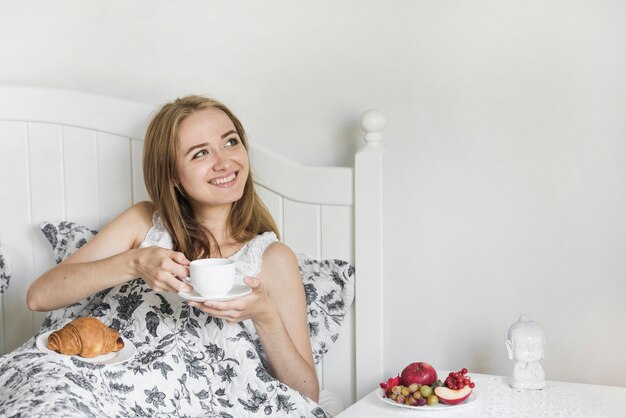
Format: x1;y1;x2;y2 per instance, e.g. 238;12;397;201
186;258;235;297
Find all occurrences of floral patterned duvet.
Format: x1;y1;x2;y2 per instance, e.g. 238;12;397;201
0;279;329;418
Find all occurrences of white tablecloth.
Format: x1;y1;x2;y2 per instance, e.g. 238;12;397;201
338;373;625;418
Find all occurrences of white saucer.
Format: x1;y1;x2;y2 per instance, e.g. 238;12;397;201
36;330;136;365
178;284;252;302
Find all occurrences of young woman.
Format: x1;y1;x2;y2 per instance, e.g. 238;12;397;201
26;95;319;402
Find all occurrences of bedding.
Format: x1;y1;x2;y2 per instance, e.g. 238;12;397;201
0;246;9;294
0;279;329;417
0;220;354;417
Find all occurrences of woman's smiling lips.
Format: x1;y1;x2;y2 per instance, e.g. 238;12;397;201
208;172;237;187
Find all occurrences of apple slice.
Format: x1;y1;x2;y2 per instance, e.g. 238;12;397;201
434;385;472;405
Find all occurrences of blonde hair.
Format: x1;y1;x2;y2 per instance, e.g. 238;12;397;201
143;95;279;259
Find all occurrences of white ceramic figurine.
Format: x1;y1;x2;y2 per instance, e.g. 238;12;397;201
506;315;546;390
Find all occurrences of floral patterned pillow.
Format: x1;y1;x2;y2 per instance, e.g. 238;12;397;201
0;246;10;294
40;221;98;264
297;253;355;364
39;221;355;364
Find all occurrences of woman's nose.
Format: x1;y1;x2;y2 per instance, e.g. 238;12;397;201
212;150;231;170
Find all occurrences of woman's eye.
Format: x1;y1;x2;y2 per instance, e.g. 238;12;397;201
225;138;239;147
192;149;209;159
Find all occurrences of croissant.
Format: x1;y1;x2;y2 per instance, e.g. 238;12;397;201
47;317;124;358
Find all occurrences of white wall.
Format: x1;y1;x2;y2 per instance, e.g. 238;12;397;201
1;0;625;389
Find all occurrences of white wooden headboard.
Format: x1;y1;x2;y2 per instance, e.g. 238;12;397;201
0;86;384;407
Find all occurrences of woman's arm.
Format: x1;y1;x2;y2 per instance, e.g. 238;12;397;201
251;243;319;401
27;201;192;311
189;243;319;402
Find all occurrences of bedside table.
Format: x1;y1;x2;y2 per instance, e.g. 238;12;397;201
336;373;626;417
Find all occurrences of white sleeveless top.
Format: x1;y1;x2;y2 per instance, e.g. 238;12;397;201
138;212;278;346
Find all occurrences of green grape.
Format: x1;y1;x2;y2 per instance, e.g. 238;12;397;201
419;385;432;398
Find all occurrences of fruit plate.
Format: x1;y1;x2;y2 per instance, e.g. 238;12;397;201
36;330;137;365
376;388;480;411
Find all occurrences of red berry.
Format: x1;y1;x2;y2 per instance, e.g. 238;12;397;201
461;368;468;374
469;382;475;388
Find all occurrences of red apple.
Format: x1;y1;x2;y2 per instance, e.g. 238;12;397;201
434;385;472;405
400;362;438;387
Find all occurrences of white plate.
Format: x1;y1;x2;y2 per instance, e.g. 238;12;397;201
36;330;136;365
178;284;252;302
376;388;480;411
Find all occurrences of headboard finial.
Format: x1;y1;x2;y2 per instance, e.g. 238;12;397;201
360;109;386;143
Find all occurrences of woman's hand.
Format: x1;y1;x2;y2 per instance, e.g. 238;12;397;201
132;246;192;294
187;276;279;326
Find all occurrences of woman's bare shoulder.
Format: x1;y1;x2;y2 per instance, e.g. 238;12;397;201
116;201;154;224
124;201;155;243
98;201;155;244
262;241;297;265
259;242;300;286
130;200;156;218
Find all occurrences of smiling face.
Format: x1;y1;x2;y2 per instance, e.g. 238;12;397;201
175;107;249;214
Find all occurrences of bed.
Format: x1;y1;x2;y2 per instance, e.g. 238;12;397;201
0;86;385;416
